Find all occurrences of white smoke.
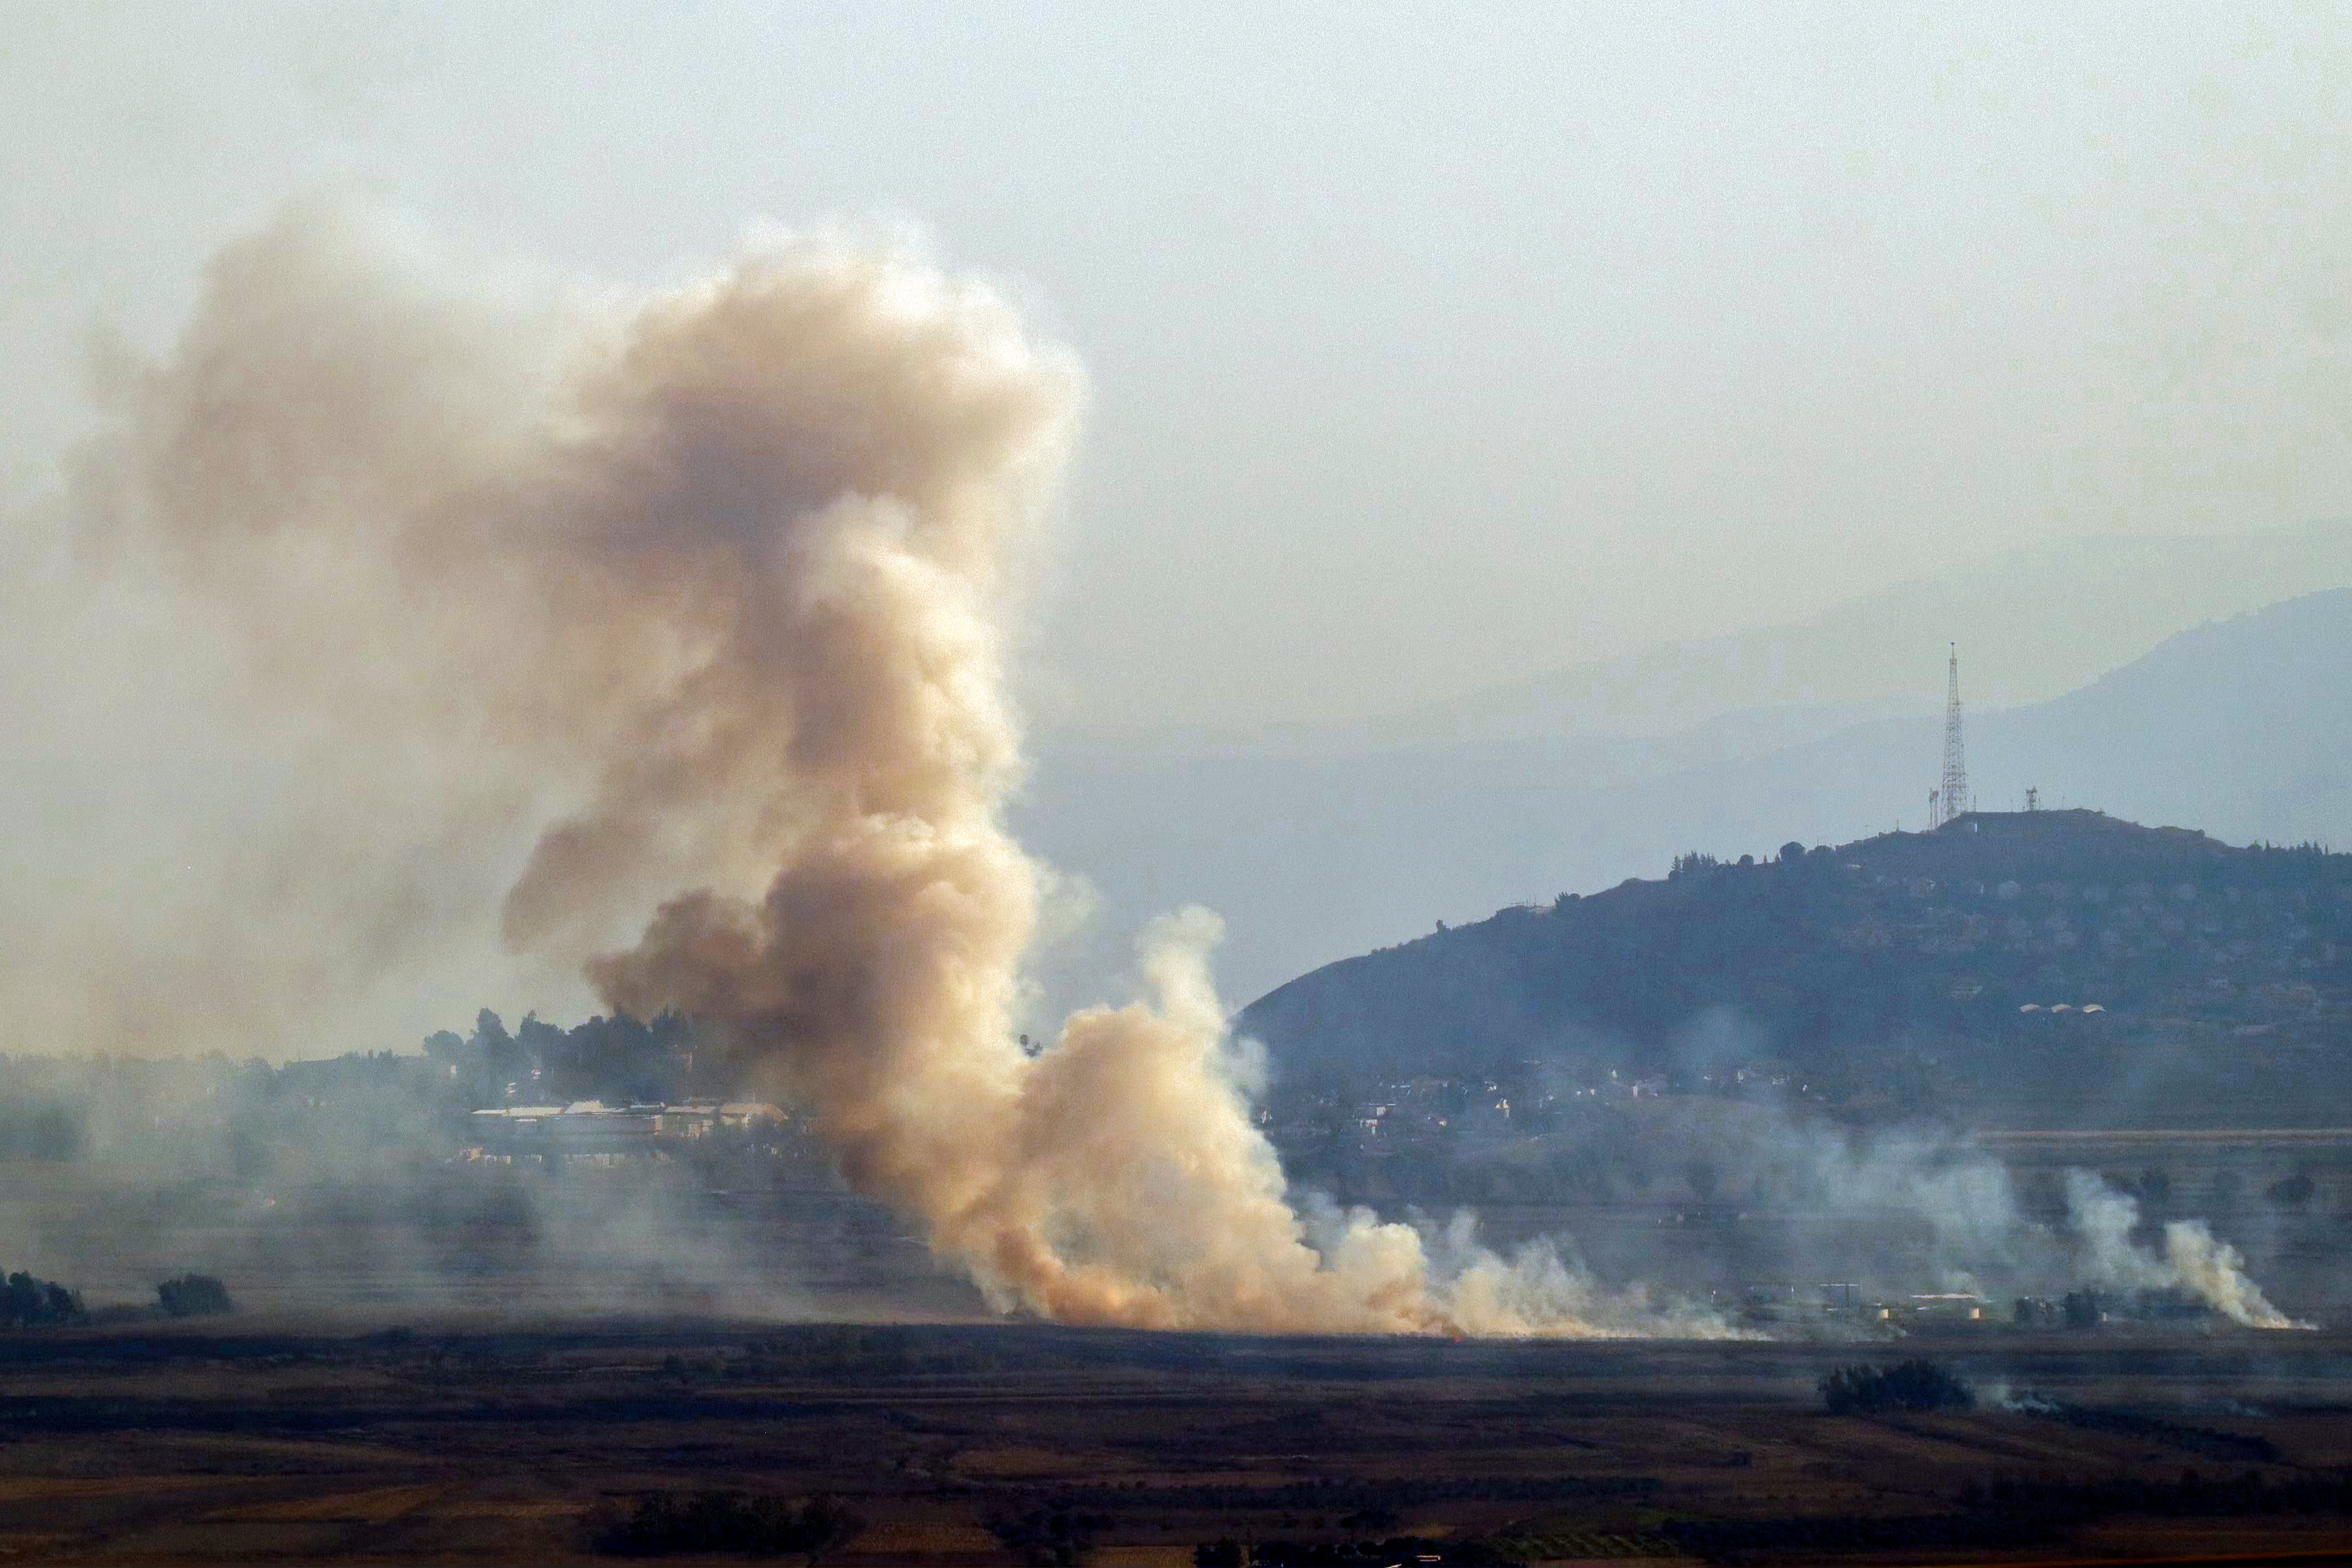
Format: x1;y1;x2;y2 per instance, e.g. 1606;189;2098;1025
1680;1110;2306;1328
2061;1170;2307;1329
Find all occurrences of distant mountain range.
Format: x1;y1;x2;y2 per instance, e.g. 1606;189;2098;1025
1050;517;2352;753
1013;586;2352;1020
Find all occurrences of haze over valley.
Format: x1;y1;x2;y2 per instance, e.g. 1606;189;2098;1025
3;8;2352;1564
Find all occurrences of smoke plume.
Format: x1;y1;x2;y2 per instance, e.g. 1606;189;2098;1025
50;199;1732;1337
2060;1171;2305;1329
1598;1101;2306;1329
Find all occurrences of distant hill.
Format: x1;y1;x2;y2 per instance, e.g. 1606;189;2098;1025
1015;589;2352;1020
1233;812;2352;1127
1054;517;2352;753
1355;519;2352;747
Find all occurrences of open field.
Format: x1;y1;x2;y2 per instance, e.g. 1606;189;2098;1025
4;1129;2346;1329
0;1137;2341;1564
0;1169;994;1325
0;1319;2344;1564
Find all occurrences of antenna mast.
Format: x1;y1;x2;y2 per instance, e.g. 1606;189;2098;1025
1938;643;1969;827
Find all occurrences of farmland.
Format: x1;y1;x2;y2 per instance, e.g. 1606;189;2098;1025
0;1315;2345;1564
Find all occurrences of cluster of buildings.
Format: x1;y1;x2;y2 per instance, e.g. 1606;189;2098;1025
460;1099;787;1164
1718;1281;2214;1330
1336;1075;1517;1138
1264;1062;1808;1167
1716;1282;1990;1329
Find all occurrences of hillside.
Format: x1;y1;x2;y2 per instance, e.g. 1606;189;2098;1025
1017;588;2352;1019
1233;811;2352;1127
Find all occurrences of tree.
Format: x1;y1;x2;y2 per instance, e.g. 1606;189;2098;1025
1819;1359;1975;1415
595;1491;862;1558
1682;1159;1720;1204
2266;1171;2316;1209
0;1271;84;1328
470;1008;514;1060
156;1274;234;1317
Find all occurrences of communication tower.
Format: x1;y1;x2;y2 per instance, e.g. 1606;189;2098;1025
1937;644;1969;827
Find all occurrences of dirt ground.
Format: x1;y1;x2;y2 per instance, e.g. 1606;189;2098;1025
0;1157;2342;1564
0;1318;2343;1565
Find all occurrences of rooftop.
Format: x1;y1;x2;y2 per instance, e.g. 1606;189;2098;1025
1936;808;2152;836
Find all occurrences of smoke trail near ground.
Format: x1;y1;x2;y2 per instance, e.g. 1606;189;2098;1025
2060;1171;2306;1329
1622;1106;2304;1328
57;199;1727;1337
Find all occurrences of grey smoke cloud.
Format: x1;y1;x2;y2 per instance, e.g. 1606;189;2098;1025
1614;1104;2304;1328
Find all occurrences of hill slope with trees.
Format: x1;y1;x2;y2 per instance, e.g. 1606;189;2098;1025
1019;589;2352;1023
1234;812;2352;1126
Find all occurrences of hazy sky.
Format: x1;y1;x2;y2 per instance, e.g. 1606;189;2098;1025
8;1;2352;735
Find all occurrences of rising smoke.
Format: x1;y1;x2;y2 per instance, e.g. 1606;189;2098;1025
2059;1170;2304;1330
51;199;1714;1336
1583;1106;2307;1329
31;200;2306;1337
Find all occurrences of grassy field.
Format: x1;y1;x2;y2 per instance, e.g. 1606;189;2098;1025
0;1148;2338;1564
0;1318;2342;1564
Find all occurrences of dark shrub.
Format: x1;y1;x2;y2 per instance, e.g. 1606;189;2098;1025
1819;1359;1975;1415
1961;1468;2352;1521
986;1502;1109;1567
156;1274;235;1317
595;1491;861;1558
2266;1171;2316;1208
1240;1540;1522;1568
0;1271;84;1328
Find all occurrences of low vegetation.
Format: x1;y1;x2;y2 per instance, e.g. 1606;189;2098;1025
0;1271;83;1329
988;1503;1109;1567
1060;1476;1659;1516
1818;1358;1975;1415
1658;1510;2053;1562
1959;1468;2352;1520
1484;1529;1681;1561
593;1492;862;1558
1199;1539;1525;1568
154;1274;234;1318
2021;1401;2279;1463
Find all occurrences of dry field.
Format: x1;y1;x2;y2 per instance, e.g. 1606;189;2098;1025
0;1318;2342;1565
0;1152;2340;1564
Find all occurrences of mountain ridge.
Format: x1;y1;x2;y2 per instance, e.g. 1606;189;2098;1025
1043;518;2352;756
1232;805;2350;1128
1015;589;2352;1023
